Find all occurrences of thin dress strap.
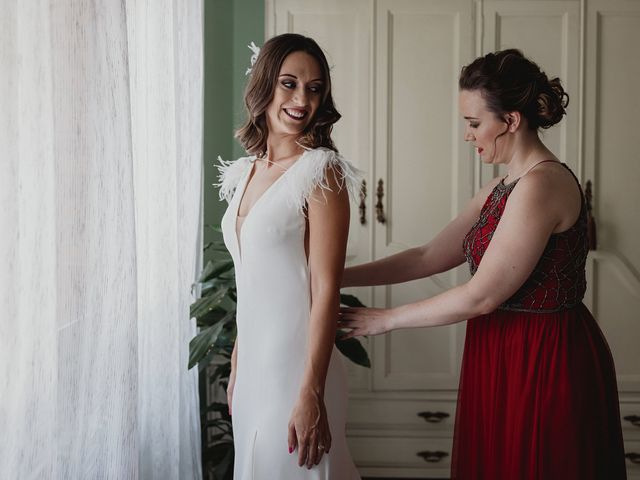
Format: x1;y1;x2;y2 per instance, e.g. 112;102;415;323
528;160;586;205
504;159;558;184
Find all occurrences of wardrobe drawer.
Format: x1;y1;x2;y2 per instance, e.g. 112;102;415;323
347;397;456;431
621;402;640;437
625;439;640;479
348;434;453;472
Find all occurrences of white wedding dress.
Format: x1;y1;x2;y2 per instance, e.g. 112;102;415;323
218;147;362;480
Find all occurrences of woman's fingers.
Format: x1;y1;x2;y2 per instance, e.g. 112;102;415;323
337;316;364;337
314;431;329;465
287;422;297;455
293;428;331;468
307;433;319;468
288;398;334;469
297;433;309;467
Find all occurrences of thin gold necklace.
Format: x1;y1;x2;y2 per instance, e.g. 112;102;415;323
252;156;290;172
253;148;302;171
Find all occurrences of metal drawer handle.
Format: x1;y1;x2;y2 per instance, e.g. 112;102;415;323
626;453;640;464
359;180;367;225
375;179;386;224
417;450;449;463
623;415;640;427
417;411;450;423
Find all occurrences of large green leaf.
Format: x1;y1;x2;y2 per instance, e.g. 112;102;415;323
200;277;235;296
205;441;234;480
197;306;233;327
203;418;232;433
208;432;230;443
199;259;235;283
198;260;216;282
335;336;371;368
203;402;231;414
189;322;226;369
214;327;237;350
190;286;229;319
203;440;233;459
209;362;231;384
340;293;366;308
212;446;234;480
197;348;223;373
206;224;223;234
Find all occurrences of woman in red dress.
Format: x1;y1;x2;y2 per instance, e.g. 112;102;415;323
339;49;626;479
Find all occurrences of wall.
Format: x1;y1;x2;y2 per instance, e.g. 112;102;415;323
203;0;264;259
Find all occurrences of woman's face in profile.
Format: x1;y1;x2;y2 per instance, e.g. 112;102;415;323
459;89;510;165
265;51;323;138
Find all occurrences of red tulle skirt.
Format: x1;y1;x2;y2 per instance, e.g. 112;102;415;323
451;303;627;480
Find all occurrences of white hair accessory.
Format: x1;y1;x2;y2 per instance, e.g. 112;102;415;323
245;41;261;76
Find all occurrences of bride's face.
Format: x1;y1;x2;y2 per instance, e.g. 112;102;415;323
265;51;323;137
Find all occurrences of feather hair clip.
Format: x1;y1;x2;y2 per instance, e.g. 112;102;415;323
245;41;261;76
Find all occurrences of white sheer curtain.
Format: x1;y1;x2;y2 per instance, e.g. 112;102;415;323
0;1;203;478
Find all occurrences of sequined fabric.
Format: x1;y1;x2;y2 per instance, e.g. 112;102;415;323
453;165;626;480
462;165;588;312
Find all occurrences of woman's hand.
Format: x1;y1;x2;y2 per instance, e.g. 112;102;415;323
338;307;396;338
287;389;332;469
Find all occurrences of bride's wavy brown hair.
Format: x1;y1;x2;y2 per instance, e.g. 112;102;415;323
235;33;341;156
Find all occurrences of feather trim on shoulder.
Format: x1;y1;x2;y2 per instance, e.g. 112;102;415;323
214;156;253;202
286;148;364;214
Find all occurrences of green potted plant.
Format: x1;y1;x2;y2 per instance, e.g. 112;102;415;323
189;227;370;480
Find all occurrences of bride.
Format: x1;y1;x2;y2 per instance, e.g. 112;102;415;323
217;33;361;479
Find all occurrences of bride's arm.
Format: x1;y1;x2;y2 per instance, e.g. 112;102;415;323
287;167;350;469
342;178;501;287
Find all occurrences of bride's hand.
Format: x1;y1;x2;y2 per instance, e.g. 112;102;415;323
287;389;332;469
338;307;395;338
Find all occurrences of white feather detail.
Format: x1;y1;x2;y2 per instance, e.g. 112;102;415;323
215;155;254;202
284;148;364;214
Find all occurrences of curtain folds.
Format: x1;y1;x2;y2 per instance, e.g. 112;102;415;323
0;1;204;478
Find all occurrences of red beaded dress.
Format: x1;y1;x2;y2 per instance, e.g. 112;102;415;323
453;164;627;480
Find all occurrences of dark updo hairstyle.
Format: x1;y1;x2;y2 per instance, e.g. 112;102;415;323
235;33;341;156
459;49;569;130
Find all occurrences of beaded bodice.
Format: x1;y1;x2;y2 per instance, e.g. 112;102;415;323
462;167;588;312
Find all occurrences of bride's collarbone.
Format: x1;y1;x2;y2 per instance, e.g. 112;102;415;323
238;167;287;216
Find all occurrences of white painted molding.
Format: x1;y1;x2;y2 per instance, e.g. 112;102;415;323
590;250;640;299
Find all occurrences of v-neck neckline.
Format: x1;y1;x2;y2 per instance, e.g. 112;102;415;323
233;150;307;262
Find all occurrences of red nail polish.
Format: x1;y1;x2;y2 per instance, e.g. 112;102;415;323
288;447;293;454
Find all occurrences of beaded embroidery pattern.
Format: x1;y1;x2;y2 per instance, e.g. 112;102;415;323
462;165;588;313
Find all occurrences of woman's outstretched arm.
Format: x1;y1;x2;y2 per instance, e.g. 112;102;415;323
340;172;562;335
342;178;501;287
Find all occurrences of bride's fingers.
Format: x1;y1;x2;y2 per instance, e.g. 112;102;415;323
287;423;297;454
297;435;309;467
308;434;319;468
315;430;330;464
